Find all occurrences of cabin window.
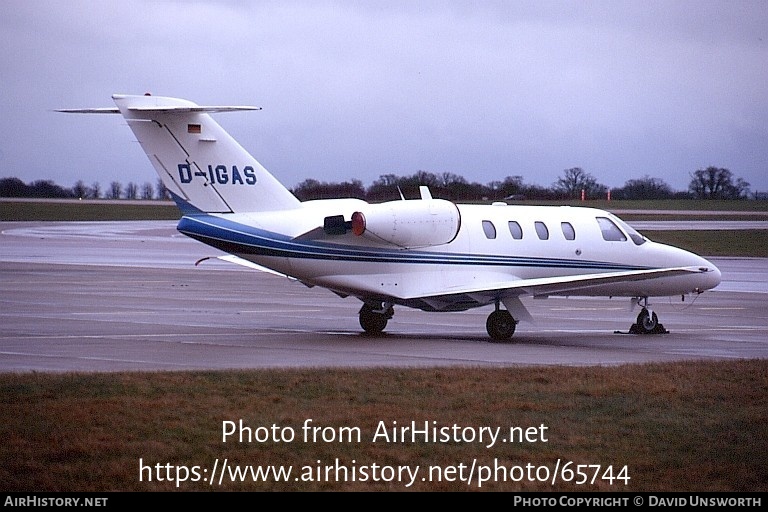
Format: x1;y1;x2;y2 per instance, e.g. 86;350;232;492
561;222;576;240
596;217;627;242
508;221;523;239
482;220;497;239
534;221;549;240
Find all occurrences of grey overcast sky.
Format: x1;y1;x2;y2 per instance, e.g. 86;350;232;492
2;0;766;194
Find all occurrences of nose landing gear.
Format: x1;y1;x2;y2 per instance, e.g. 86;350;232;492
628;298;668;334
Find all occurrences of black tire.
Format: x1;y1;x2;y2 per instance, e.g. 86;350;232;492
359;304;388;334
636;308;659;333
486;310;516;341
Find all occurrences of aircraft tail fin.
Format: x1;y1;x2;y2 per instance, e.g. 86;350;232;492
61;94;301;214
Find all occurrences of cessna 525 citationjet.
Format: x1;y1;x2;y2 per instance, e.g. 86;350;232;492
59;94;721;341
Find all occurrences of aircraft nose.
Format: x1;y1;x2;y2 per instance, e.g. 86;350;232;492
695;256;722;292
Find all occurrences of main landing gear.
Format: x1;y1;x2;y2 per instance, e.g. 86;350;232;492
359;302;394;335
628;297;668;334
359;300;519;342
486;301;518;342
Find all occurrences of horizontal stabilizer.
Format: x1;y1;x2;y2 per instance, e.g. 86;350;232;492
55;108;120;114
56;106;260;114
128;105;261;113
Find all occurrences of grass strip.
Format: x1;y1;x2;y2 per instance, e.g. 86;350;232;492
647;230;768;257
1;360;766;491
0;201;179;221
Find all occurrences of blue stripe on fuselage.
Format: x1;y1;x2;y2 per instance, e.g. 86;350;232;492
177;214;648;271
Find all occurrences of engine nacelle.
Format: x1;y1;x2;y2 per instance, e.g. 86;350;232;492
350;199;460;248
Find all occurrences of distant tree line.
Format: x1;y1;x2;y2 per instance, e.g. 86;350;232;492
1;178;169;200
290;166;755;201
1;166;757;202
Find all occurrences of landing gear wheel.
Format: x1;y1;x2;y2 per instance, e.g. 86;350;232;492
638;308;658;331
486;310;516;342
359;303;392;335
628;307;667;334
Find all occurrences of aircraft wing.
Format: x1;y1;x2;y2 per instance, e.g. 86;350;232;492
408;266;710;302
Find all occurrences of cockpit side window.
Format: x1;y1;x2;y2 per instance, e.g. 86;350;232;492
596;217;627;242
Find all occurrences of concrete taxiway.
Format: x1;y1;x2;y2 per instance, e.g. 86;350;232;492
1;221;766;372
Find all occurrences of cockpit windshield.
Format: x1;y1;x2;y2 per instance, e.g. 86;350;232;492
595;215;648;245
612;214;647;246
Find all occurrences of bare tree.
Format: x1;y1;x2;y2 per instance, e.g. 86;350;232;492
90;181;101;199
439;172;467;187
494;175;526;199
0;177;28;197
107;181;122;199
291;178;366;200
72;180;88;199
553;167;606;199
141;182;154;200
615;175;673;200
688;167;750;199
156;179;170;200
374;174;400;187
124;182;138;200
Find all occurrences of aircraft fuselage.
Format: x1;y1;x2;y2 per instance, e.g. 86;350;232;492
177;200;721;312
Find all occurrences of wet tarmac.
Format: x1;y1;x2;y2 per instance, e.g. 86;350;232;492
1;221;766;372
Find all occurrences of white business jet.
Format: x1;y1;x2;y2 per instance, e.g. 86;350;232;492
59;94;721;340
